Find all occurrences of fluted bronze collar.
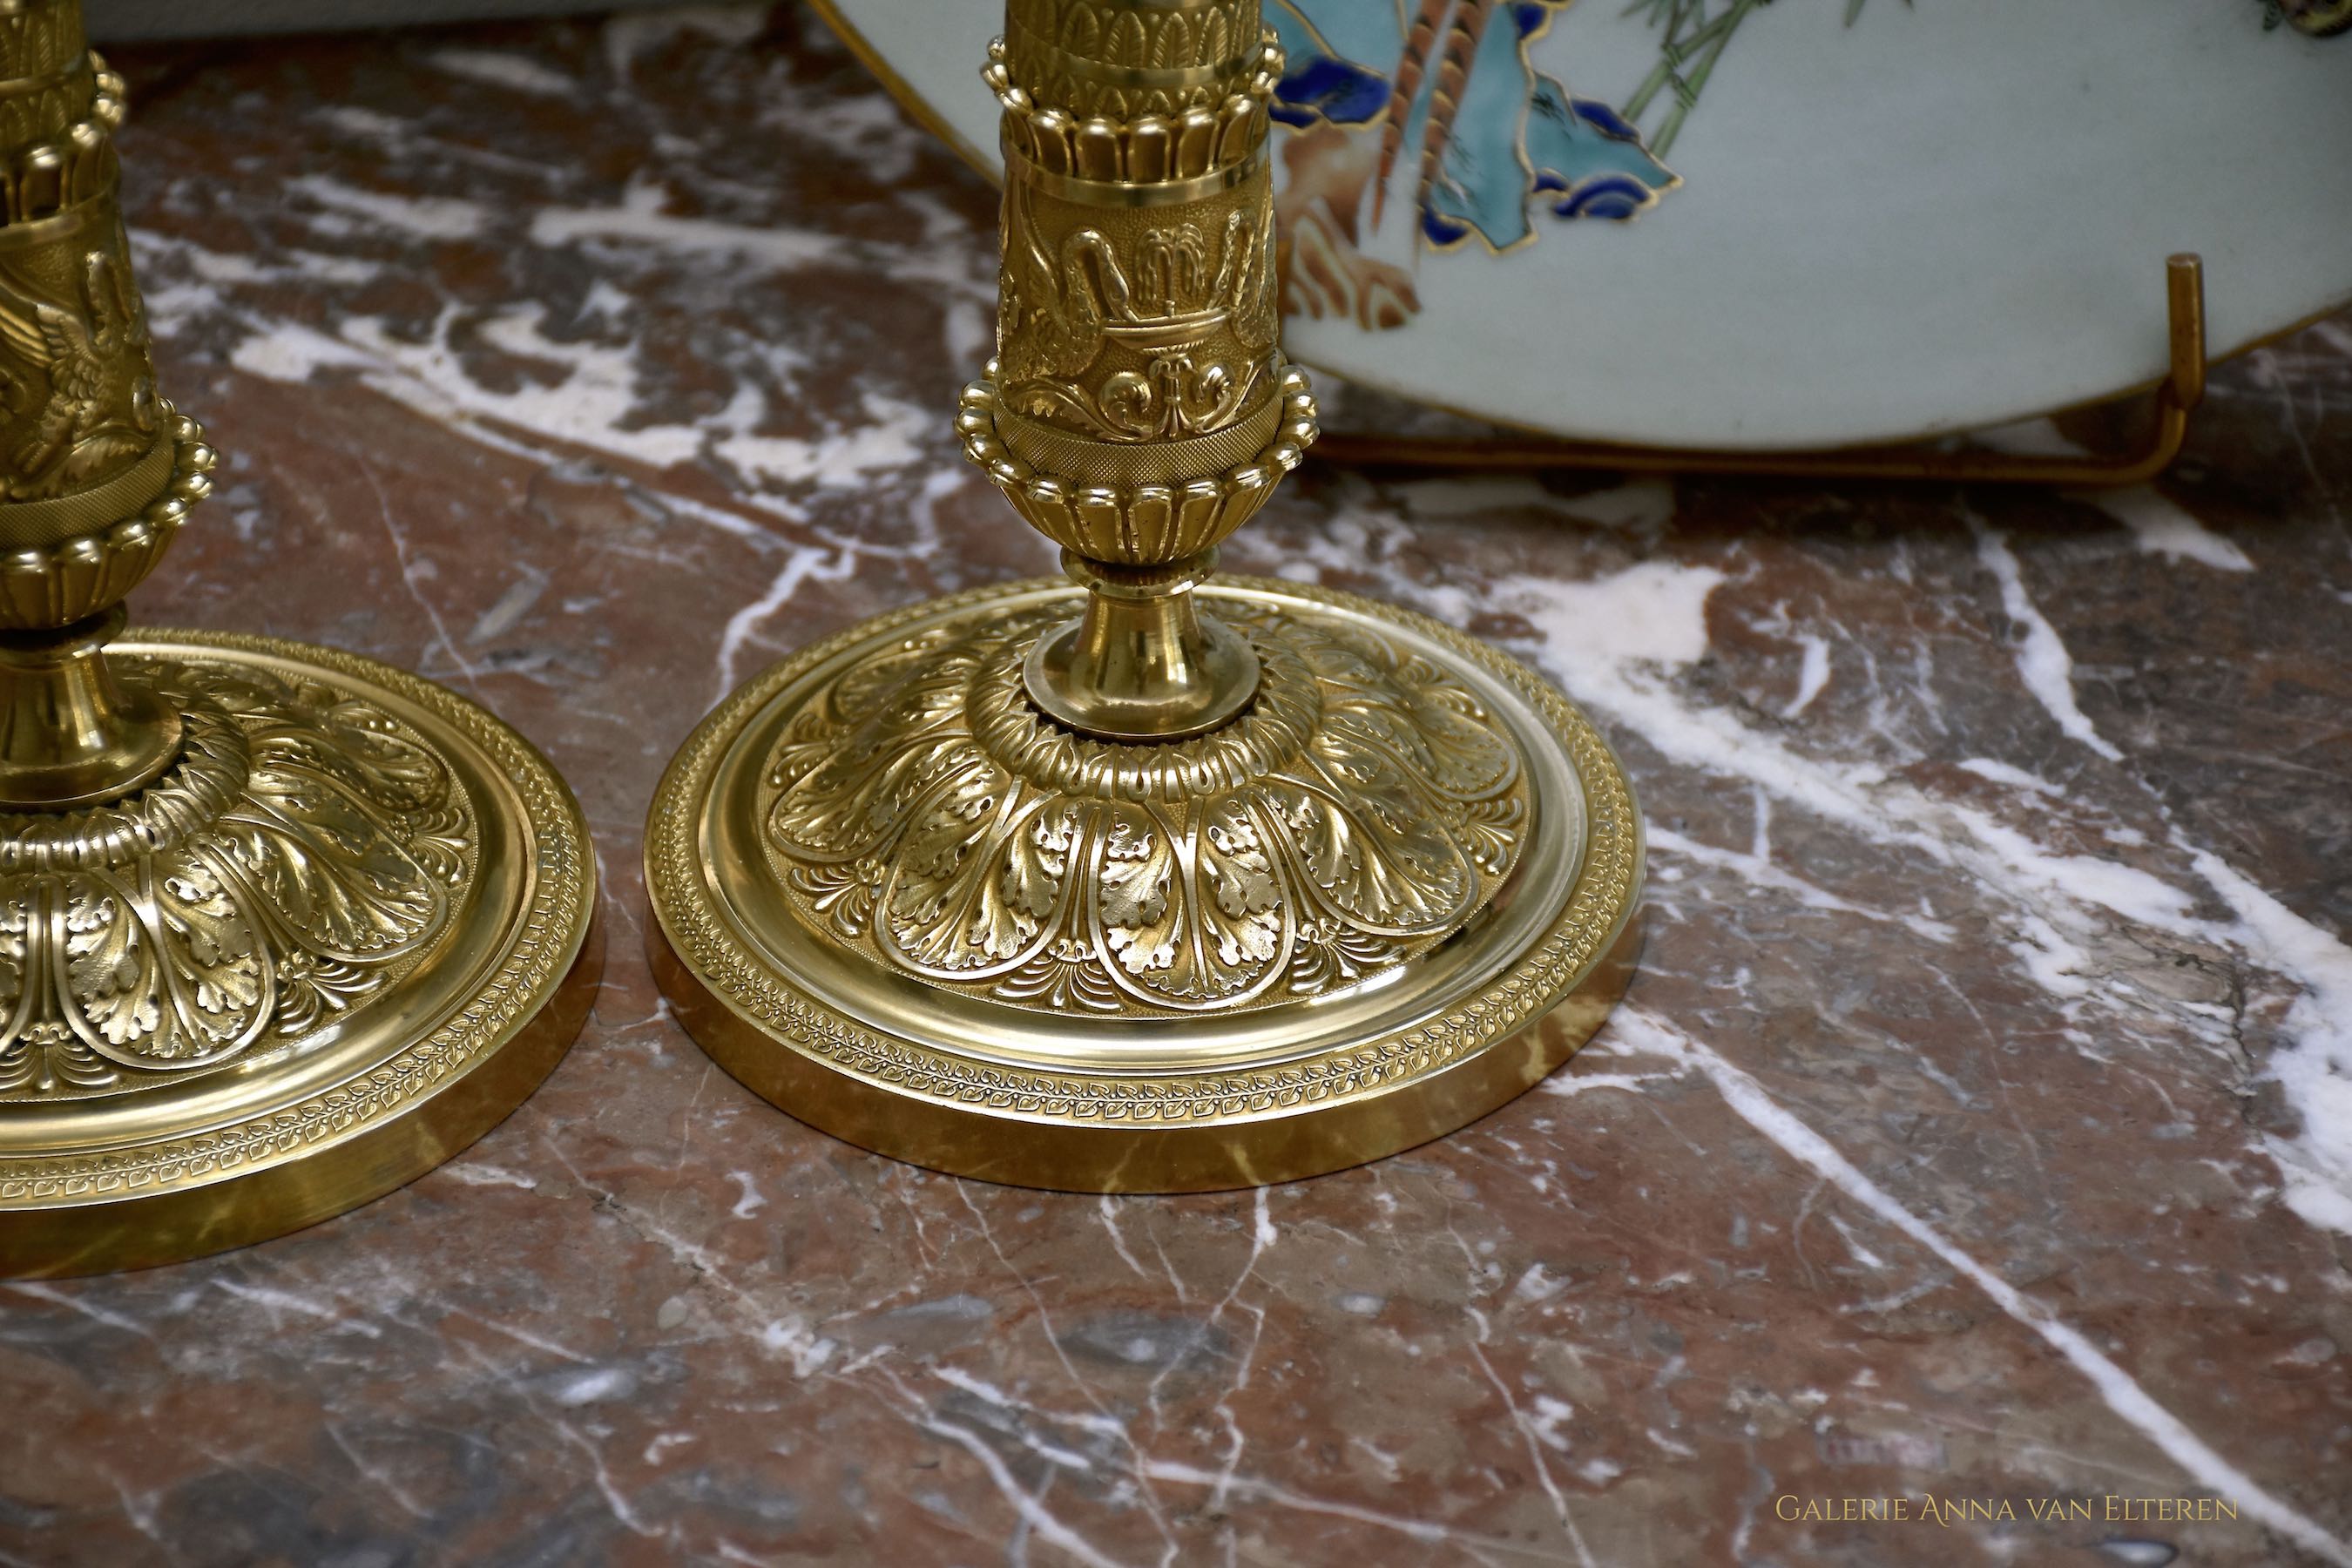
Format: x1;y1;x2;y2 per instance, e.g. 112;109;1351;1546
1004;0;1264;119
0;0;92;159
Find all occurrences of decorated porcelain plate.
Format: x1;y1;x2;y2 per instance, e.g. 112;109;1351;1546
812;0;2352;449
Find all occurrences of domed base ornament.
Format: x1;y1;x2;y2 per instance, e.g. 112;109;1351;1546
646;577;1640;1192
0;632;600;1276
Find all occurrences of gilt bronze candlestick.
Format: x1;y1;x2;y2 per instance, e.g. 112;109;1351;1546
0;1;598;1274
647;0;1642;1191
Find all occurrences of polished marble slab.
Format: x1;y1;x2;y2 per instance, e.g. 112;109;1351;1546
3;8;2346;1565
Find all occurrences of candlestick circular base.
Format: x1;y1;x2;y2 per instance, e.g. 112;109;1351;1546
0;631;600;1276
646;577;1641;1193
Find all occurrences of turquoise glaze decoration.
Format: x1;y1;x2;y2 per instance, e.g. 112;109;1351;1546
1268;0;1678;252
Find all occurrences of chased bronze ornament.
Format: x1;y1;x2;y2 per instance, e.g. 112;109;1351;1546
0;658;471;1094
648;0;1645;1191
762;598;1530;1016
0;0;599;1277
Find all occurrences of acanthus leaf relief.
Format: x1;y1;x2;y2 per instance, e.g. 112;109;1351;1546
763;603;1532;1016
0;659;477;1099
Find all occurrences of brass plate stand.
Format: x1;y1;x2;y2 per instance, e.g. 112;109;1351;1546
1314;255;2211;487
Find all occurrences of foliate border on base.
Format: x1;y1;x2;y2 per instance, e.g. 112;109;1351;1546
646;576;1639;1123
0;632;595;1206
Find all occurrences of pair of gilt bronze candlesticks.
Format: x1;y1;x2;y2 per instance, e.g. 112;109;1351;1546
0;0;1639;1274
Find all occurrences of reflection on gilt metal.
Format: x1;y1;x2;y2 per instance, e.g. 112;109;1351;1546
646;0;1642;1192
0;0;598;1277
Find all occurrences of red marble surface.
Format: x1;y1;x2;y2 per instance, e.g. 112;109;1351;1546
3;9;2347;1566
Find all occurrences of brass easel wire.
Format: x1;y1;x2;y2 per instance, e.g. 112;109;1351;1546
1314;255;2207;488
